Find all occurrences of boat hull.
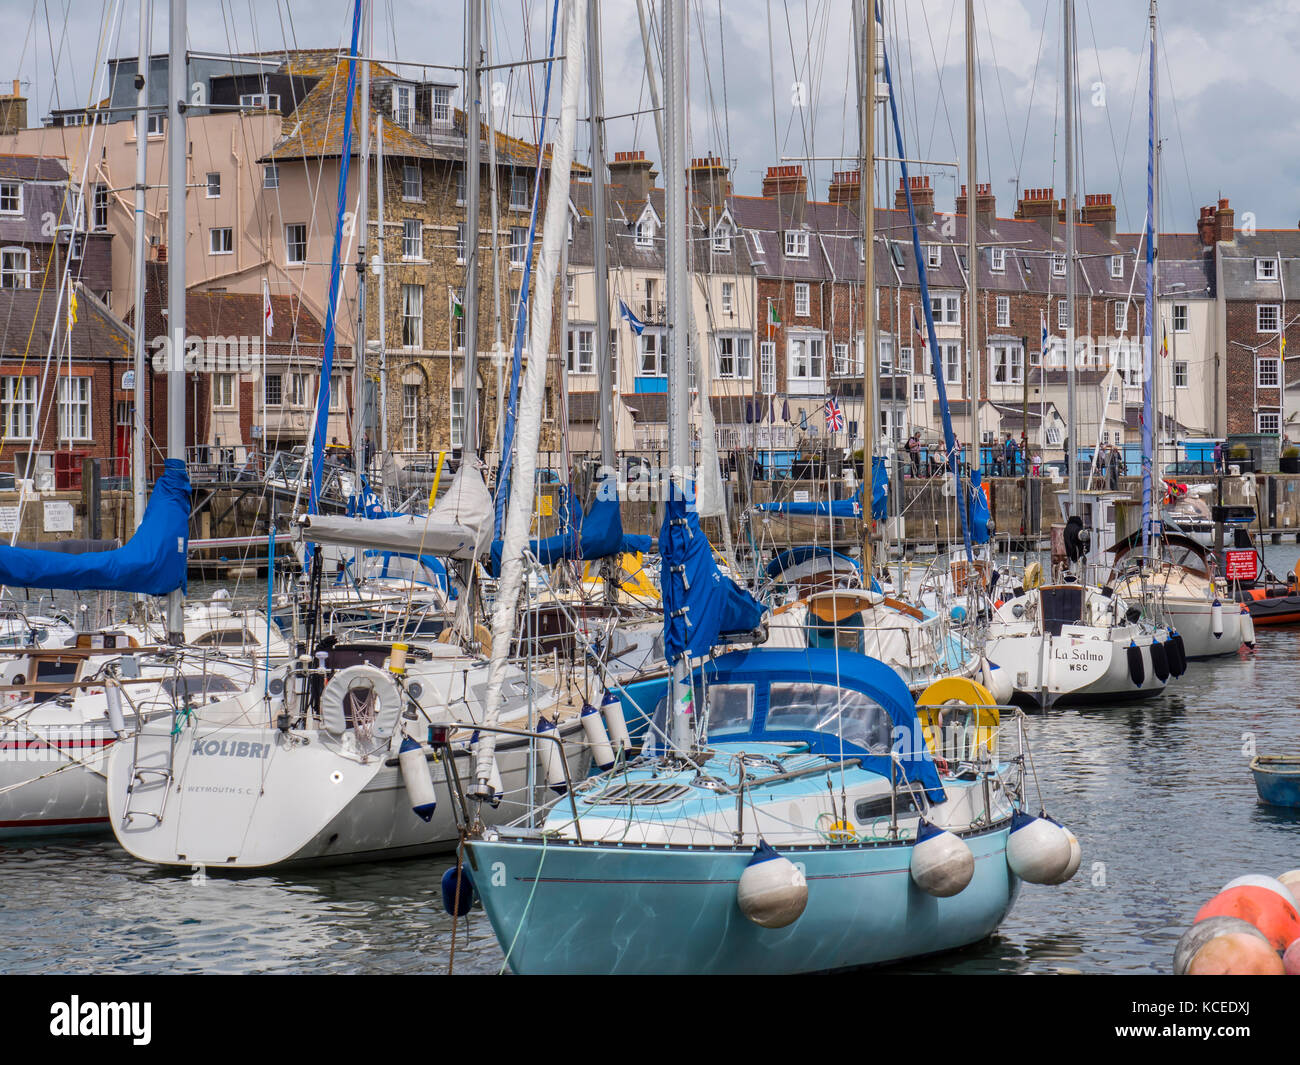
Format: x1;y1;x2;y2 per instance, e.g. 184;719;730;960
0;724;117;837
1251;756;1300;808
467;825;1018;975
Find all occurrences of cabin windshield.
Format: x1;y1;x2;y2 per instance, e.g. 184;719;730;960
1040;586;1084;635
765;682;894;753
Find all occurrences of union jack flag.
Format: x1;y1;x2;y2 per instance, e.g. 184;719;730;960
824;396;844;432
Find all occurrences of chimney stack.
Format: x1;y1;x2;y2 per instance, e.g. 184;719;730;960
1215;197;1234;243
762;164;808;226
607;149;657;204
1080;193;1117;240
0;79;26;135
688;154;731;216
959;182;996;231
894;175;935;226
1015;187;1057;232
828;170;861;205
1196;205;1217;247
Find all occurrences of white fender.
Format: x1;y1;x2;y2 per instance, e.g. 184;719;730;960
536;716;568;794
737;839;807;927
1043;824;1082;884
1210;598;1223;639
1006;810;1072;884
105;682;126;736
580;702;615;771
910;821;975;897
1239;604;1255;648
398;736;436;821
600;690;631;753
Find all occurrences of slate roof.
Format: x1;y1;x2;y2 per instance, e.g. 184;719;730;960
0;155;69;182
0;284;130;362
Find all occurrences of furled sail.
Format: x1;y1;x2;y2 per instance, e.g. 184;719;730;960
0;458;189;596
660;487;765;662
488;474;624;576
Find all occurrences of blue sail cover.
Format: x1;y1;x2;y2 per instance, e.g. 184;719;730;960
661;489;765;662
967;469;991;544
871;456;889;521
755;485;862;518
489;477;625;577
765;545;861;580
0;458;189;596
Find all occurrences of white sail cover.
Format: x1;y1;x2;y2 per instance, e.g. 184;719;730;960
473;0;585;793
299;462;493;560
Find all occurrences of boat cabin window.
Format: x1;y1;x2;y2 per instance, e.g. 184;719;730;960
194;629;256;647
1039;586;1084;635
704;684;754;737
33;658;78;704
766;683;893;753
163;675;240;702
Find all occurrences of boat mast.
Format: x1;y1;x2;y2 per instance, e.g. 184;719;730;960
166;0;187;639
353;0;371;470
485;0;505;462
463;0;483;454
1141;0;1158;558
588;0;613;475
1064;0;1077;517
664;0;692;755
131;0;151;535
854;0;875;580
965;0;979;487
376;113;388;454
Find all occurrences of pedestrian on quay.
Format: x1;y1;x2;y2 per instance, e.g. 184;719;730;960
1004;433;1017;476
905;431;922;477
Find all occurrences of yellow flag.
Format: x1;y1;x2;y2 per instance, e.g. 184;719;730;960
66;289;78;330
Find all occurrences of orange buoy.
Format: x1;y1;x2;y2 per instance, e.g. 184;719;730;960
1284;939;1300;976
1194;885;1300;951
1186;933;1285;975
1174;916;1271;975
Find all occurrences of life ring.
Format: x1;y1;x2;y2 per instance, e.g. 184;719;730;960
318;664;402;748
1023;560;1043;590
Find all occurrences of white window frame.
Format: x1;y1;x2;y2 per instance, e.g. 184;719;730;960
263;373;282;407
794;283;810;318
990;247;1006;273
712;219;734;253
898;345;913;373
832;342;851;376
209;227;233;255
57;377;92;441
877;335;893;375
402;283;424;350
146;113;164;137
1173;303;1189;332
787;334;826;393
285;223;306;265
206;172;221;198
0;376;36;438
402;383;419;450
1057;299;1069;330
392;84;414;129
942;342;961;386
213;373;235;409
567;325;595;374
1173;360;1188;389
996;295;1010;328
784;230;809;258
931;293;960;326
989;341;1024;386
510;172;530;211
263;164;279;190
635;218;655;248
720;281;734;316
450;387;465;449
1110;255;1124;279
0;182;23;216
638;329;667;377
912;380;925;402
455;222;466;264
402;163;422;201
289;372;313;408
1114;302;1128;332
92;184;109;230
1052;253;1067;278
1258;304;1281;333
715;334;752;380
760;341;776;394
402;218;423;260
1258;411;1281;435
239;93;280;111
927;244;942;268
1257;258;1279;281
329;374;344;413
1258;357;1281;389
509;225;527;266
431;86;452;127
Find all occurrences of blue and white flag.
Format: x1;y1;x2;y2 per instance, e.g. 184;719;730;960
619;299;646;336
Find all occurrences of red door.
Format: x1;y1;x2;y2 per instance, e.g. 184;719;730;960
114;401;132;477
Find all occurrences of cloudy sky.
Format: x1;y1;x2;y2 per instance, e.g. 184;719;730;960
4;0;1297;234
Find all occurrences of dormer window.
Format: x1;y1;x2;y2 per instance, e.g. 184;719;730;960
1051;253;1066;278
0;182;21;216
430;85;451;126
712;218;734;253
991;247;1006;273
392;84;414;129
636;217;655;247
1257;258;1279;281
927;245;942;268
1110;255;1124;279
784;230;808;258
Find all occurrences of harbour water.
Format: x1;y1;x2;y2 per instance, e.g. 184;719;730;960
2;555;1297;975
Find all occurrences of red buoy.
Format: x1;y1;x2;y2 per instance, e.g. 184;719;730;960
1194;886;1300;951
